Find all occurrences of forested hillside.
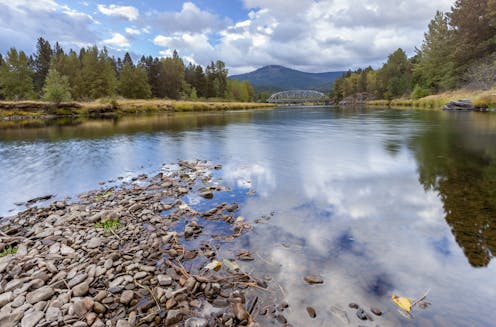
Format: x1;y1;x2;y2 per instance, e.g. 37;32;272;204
331;0;496;103
0;41;255;103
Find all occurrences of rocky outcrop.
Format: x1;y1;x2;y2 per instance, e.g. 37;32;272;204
443;99;489;112
339;93;376;106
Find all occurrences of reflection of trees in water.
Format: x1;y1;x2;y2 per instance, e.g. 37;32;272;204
410;121;496;267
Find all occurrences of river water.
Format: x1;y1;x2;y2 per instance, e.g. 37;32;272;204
1;107;496;326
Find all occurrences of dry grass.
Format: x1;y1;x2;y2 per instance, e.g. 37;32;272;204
366;88;496;110
0;99;274;118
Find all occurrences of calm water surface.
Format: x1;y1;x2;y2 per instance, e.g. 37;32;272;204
1;107;496;326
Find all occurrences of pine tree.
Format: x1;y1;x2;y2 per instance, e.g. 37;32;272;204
118;63;151;99
448;0;496;73
33;37;53;94
414;11;456;91
0;48;34;100
43;68;71;104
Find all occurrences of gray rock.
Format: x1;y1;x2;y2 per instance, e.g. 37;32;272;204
20;310;44;327
45;307;61;322
0;291;13;307
165;309;182;326
0;311;24;327
68;273;88;288
72;282;89;297
134;271;147;279
116;319;131;327
157;274;172;286
72;299;88;316
86;238;102;249
120;290;134;305
60;244;75;255
4;279;24;292
185;317;208;327
11;295;25;308
26;286;54;304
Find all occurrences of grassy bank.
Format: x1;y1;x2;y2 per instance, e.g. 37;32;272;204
367;88;496;110
0;99;274;119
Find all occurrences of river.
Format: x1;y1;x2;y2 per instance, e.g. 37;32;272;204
1;107;495;326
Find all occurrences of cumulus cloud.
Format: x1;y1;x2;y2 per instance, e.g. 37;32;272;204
97;4;139;21
0;0;97;52
152;2;229;34
102;33;130;48
155;0;452;73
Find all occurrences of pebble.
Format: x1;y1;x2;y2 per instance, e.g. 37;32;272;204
0;291;13;307
60;244;76;255
87;238;102;249
371;307;383;316
26;286;54;304
304;276;324;284
306;306;317;318
120;290;134;305
349;302;359;309
72;282;90;297
185;317;208;327
157;274;172;286
356;308;368;320
45;307;61;322
20;310;44;327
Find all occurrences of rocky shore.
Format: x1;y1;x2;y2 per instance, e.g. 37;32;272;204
0;161;281;327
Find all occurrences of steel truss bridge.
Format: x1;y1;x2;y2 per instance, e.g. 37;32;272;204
267;90;330;104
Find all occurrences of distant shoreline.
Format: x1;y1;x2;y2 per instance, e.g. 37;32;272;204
0;99;274;120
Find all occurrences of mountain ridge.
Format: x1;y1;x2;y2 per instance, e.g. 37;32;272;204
230;65;344;93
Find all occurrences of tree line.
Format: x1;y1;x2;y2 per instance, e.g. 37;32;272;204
331;0;496;102
0;39;255;103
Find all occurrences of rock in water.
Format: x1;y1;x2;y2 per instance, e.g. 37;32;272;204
356;308;368;320
306;306;317;318
304;276;324;284
371;307;382;316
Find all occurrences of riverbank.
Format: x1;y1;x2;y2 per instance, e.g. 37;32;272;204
0;99;274;119
0;161;285;326
366;88;496;110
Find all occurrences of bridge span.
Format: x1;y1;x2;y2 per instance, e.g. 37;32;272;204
267;90;331;104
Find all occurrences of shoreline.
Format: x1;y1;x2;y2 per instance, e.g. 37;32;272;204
0;100;275;120
0;161;281;326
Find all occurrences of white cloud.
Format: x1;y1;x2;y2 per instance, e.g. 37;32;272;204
125;27;141;35
102;33;130;48
152;2;229;34
154;32;215;63
97;4;139;21
0;0;97;52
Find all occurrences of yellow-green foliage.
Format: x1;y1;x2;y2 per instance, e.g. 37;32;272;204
367;88;496;110
1;245;18;257
95;219;121;233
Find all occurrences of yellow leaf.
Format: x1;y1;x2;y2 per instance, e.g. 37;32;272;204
204;260;222;271
392;294;412;312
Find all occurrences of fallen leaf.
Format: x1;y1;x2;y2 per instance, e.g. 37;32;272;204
204;260;222;271
392;294;412;312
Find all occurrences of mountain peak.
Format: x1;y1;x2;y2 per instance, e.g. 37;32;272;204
230;65;344;93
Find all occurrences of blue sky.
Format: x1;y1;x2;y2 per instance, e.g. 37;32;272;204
0;0;453;74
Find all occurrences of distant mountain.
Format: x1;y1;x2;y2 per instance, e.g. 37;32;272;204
229;65;344;93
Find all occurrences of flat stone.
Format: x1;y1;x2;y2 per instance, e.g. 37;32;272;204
45;307;61;322
134;272;147;279
185;317;208;327
73;299;88;316
49;243;60;254
4;279;24;292
11;295;25;308
68;273;88;288
93;302;106;314
165;309;182;326
0;311;23;327
120;290;134;305
72;282;89;297
116;319;131;327
26;286;54;304
60;244;75;255
304;276;324;284
86;238;102;249
157;275;172;286
0;291;13;307
20;310;44;327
